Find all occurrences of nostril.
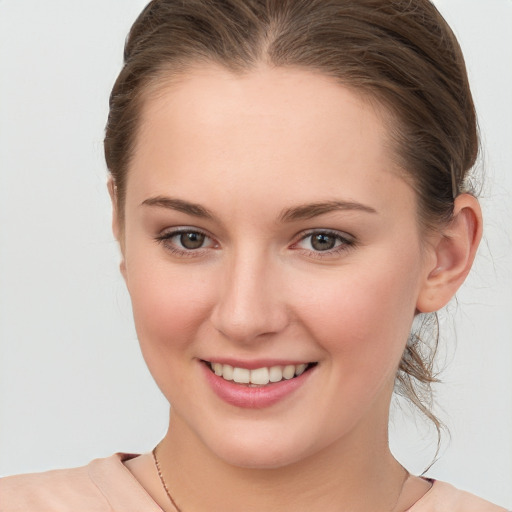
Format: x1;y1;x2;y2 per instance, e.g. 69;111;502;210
209;271;290;342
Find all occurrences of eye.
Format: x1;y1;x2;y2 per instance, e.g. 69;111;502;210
308;232;339;251
155;228;217;255
178;231;206;250
294;230;354;254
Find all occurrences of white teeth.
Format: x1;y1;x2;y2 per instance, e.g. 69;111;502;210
250;367;270;385
295;363;307;376
232;367;250;384
222;364;234;381
209;362;312;385
269;366;283;383
282;365;295;380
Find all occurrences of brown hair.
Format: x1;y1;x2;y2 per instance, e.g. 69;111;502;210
104;0;478;437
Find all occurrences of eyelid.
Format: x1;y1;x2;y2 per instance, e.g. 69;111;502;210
294;228;355;244
154;226;355;259
291;228;356;256
157;226;213;239
155;226;219;255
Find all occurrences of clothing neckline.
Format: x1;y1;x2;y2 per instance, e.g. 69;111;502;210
404;477;436;511
89;452;166;511
112;452;438;512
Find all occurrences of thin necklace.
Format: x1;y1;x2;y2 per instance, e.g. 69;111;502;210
152;445;410;512
152;446;183;512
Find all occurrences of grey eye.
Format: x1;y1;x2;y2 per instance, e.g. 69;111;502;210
310;233;337;251
179;231;206;249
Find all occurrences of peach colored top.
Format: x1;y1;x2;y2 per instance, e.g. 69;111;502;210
0;453;508;512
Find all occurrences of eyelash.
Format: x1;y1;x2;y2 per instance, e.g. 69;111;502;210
292;230;356;259
154;228;356;259
155;228;216;258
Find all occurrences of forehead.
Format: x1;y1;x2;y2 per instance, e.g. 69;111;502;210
137;64;389;155
129;64;411;217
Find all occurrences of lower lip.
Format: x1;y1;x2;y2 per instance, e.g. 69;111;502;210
201;363;314;409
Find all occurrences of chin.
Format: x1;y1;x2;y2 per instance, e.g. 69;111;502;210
200;428;319;470
219;447;305;470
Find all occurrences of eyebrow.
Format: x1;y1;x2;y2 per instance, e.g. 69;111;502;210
141;196;215;220
141;196;377;223
278;200;377;222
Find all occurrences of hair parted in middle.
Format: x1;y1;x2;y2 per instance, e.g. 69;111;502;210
104;0;479;443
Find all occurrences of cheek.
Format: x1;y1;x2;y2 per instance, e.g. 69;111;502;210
126;261;220;403
292;255;421;370
126;258;215;357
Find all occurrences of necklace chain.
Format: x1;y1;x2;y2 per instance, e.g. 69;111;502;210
153;446;183;512
152;445;409;512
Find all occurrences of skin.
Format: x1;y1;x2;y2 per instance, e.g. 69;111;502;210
114;65;482;511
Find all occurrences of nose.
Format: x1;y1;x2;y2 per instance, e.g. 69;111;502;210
210;250;290;344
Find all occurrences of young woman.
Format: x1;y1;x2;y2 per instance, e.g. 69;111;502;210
0;1;509;510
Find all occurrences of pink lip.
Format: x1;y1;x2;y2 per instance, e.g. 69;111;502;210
200;361;314;409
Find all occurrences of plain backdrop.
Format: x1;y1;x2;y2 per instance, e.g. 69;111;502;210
0;0;511;507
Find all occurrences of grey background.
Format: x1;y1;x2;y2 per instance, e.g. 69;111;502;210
0;0;511;507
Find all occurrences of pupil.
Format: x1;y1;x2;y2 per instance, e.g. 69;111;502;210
311;233;335;251
180;232;205;249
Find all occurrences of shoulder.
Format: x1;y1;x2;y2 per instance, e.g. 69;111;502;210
0;462;108;512
0;453;162;512
409;480;509;512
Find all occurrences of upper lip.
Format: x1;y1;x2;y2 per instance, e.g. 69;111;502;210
200;358;315;370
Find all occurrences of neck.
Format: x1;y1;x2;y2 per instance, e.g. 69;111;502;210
155;411;407;512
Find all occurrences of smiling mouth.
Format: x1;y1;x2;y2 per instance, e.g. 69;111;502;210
203;361;317;386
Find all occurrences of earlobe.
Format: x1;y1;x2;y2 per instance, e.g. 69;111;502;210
416;194;483;313
107;177;120;241
107;176;127;279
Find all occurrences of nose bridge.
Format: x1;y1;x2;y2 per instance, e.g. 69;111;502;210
211;245;288;343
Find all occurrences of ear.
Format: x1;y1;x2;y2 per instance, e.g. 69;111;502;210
107;176;127;279
416;194;483;313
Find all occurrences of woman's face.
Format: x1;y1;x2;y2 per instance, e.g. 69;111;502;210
119;65;437;468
